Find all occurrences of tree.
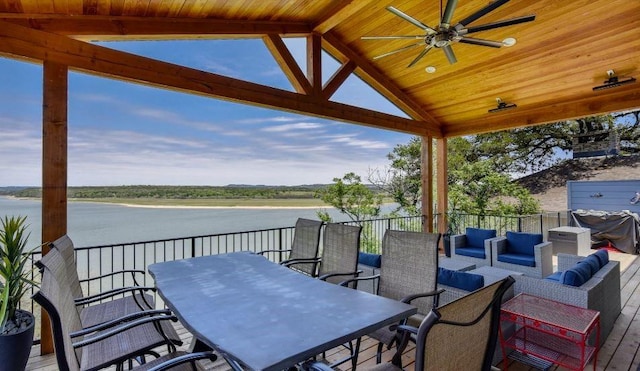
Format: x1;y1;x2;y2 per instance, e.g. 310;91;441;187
368;137;422;215
314;172;382;223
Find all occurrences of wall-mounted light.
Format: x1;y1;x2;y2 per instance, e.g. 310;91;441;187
488;98;517;113
593;70;636;91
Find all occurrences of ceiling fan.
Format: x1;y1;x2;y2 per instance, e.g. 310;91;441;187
362;0;535;67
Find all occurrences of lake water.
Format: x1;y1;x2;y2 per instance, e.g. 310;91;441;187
0;196;356;248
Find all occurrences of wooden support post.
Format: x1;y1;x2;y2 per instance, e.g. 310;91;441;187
436;138;448;250
41;61;68;354
307;33;322;97
421;136;433;232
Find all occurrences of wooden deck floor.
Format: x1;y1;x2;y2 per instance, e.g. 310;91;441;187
26;252;640;371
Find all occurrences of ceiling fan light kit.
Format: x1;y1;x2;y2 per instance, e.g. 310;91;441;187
592;70;637;91
363;0;536;68
489;98;517;113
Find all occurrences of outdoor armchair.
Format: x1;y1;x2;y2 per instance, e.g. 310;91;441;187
45;234;158;328
450;227;497;267
32;260;215;371
307;276;515;371
491;231;553;278
257;218;323;276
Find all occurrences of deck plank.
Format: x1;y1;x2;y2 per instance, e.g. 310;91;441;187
26;253;640;371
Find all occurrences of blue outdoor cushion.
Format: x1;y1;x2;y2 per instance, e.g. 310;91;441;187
497;253;536;267
593;249;609;267
358;252;381;268
465;227;497;249
559;261;592;286
455;247;485;259
506;231;543;256
438;267;484;292
579;255;600;275
545;271;563;282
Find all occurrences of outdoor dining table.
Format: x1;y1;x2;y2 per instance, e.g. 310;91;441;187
148;252;416;371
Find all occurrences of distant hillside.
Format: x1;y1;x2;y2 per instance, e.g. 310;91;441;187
515;154;640;212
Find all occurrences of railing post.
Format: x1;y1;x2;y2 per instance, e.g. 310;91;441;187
191;237;196;258
518;216;523;232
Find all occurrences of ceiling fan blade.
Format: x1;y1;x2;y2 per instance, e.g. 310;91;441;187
387;6;437;34
458;37;503;48
442;45;457;64
454;0;510;30
361;35;425;40
372;42;425;60
464;15;536;34
407;46;433;68
441;0;459;26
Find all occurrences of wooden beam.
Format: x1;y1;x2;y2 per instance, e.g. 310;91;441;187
41;61;68;355
436;138;448;238
0;20;434;136
263;34;313;95
0;15;312;39
307;33;322;97
444;85;640;137
421;136;433;233
321;31;443;137
322;60;356;100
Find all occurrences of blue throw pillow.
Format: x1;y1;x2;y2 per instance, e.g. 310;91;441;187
358;252;381;268
506;231;543;256
465;227;497;249
560;262;592;286
593;249;609;267
438;267;484;292
579;255;600;275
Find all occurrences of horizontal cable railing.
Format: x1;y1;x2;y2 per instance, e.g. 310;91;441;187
26;212;569;343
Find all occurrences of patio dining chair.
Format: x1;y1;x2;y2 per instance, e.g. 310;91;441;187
33;261;217;371
44;234;158;328
315;222;363;369
257;218;323;276
317;222;363;286
306;276;515;371
342;229;442;364
36;246;182;347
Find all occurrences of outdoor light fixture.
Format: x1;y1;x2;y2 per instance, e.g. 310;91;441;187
488;98;517;113
593;70;636;91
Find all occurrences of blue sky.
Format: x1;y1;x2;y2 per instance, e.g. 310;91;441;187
0;38;413;186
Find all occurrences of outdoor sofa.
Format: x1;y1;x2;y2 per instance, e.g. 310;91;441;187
513;250;621;345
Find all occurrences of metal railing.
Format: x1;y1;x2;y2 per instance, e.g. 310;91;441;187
26;211;570;342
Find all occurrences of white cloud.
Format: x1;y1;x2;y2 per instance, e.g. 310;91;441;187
261;122;324;132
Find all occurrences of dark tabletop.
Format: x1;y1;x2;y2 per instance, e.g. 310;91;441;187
148;252;416;371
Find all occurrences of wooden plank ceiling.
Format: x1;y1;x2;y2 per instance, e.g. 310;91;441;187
1;0;639;138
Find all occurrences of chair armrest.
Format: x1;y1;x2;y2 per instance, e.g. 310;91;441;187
79;269;146;286
401;288;445;306
75;286;156;305
318;270;362;281
146;352;218;371
533;241;554;277
450;234;467;248
72;314;179;348
256;248;292;256
338;273;380;287
281;257;320;267
71;309;173;337
491;237;508;256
